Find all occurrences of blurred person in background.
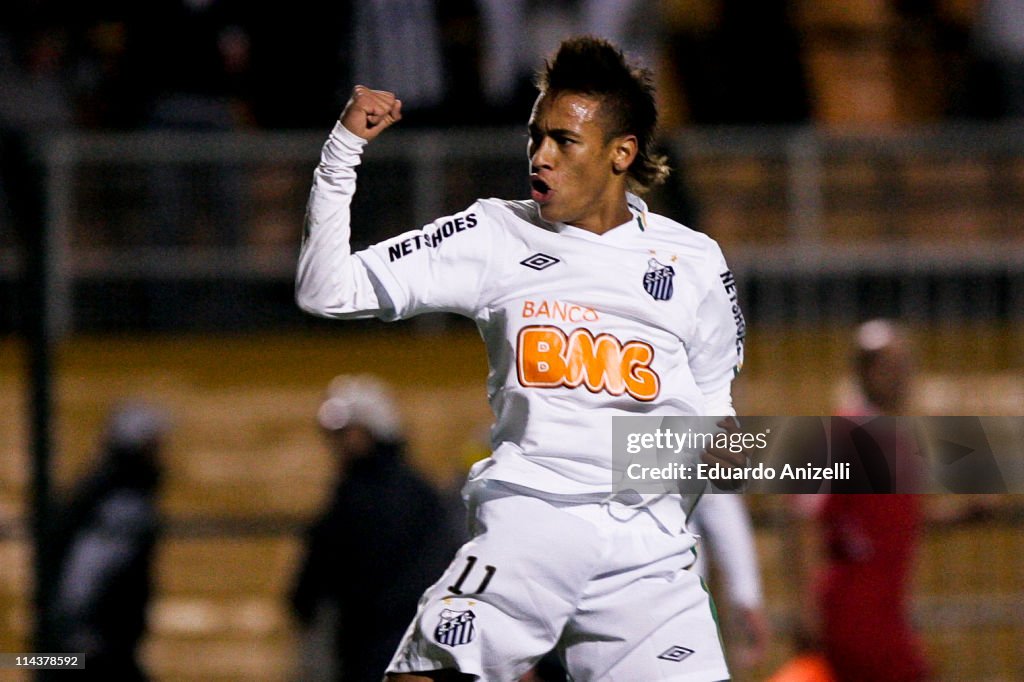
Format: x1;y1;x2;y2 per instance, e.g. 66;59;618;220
972;0;1024;117
474;0;665;125
845;319;915;419
0;23;75;132
350;0;445;126
290;375;459;682
47;400;169;681
788;320;930;682
134;0;253;328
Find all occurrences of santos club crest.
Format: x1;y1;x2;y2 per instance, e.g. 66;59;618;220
435;608;476;647
643;259;675;301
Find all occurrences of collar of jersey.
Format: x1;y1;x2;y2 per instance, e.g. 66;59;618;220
548;193;649;245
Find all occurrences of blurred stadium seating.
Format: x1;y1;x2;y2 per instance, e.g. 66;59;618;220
1;325;1021;680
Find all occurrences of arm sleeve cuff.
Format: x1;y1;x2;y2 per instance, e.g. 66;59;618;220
322;122;368;166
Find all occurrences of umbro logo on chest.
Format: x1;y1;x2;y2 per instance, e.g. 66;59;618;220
520;253;560;271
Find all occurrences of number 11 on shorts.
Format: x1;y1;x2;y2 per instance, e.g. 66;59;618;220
448;555;496;595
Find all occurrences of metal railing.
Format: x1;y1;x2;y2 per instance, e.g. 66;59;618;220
3;123;1023;335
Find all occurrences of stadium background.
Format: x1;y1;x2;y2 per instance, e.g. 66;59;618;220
1;0;1022;680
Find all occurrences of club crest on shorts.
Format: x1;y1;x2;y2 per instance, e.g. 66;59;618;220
434;608;476;647
643;258;675;301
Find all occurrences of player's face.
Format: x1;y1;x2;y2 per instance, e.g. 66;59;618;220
527;92;634;233
324;424;376;462
864;343;914;412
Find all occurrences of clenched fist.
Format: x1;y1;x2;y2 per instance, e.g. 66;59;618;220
340;86;403;142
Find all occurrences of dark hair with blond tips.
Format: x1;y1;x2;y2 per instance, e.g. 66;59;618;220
536;35;670;193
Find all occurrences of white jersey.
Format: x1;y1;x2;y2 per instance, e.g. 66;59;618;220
297;123;745;496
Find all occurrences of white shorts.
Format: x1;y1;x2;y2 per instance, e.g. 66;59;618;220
386;481;730;681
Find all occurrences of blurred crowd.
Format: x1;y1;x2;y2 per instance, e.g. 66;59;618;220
4;0;1024;138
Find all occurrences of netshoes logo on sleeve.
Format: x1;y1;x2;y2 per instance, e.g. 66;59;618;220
387;212;478;262
516;326;660;401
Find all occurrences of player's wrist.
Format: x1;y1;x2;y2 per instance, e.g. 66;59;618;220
321;122;367;167
331;121;369;148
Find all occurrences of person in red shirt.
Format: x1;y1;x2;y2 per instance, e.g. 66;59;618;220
814;320;930;682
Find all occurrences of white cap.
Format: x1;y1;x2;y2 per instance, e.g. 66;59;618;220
856;319;898;352
105;400;171;449
316;374;403;441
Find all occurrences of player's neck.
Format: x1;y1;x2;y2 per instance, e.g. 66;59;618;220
571;195;633;236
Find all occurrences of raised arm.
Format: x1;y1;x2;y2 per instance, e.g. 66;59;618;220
295;87;403;319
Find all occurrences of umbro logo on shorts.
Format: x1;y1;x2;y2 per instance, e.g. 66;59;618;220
435;608;476;647
657;645;694;662
520;253;560;271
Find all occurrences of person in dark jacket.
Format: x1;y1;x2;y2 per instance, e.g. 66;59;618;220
48;400;169;681
291;375;460;682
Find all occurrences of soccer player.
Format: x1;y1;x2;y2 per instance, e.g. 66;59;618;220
296;36;745;681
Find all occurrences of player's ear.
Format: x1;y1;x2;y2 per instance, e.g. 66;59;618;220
611;134;638;175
